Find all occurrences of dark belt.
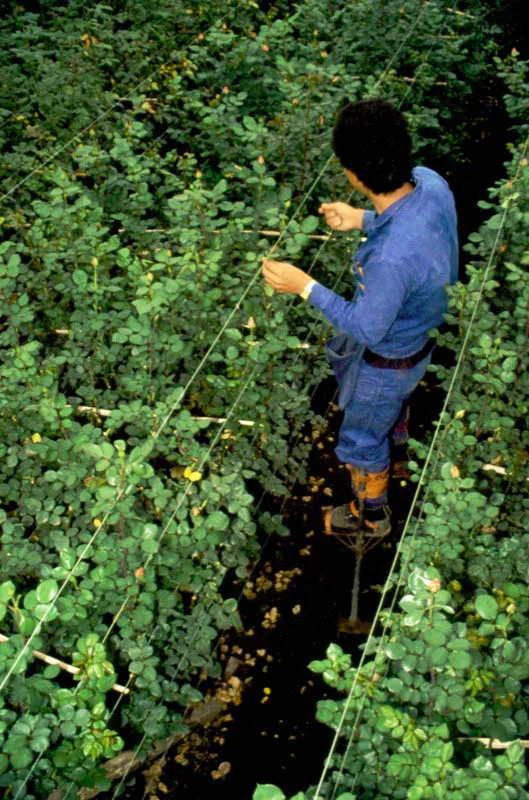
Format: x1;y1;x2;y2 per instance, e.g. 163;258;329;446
363;337;435;369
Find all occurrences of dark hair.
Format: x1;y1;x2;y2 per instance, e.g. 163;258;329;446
332;98;413;194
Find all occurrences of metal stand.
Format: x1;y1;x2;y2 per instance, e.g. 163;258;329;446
326;467;390;632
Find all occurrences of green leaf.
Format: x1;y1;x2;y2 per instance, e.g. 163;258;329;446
475;594;499;621
225;328;243;341
253;786;286;800
301;215;319;234
10;747;33;769
133;299;152;315
141;539;159;554
72;270;88;288
506;740;524;764
0;581;15;604
424;628;447;646
206;511;229;531
36;579;59;604
448;650;472;670
429;646;448;666
385;642;406;660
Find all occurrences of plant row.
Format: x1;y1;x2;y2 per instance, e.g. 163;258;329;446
0;0;510;796
257;52;529;800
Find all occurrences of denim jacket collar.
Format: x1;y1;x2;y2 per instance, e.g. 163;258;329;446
367;168;421;232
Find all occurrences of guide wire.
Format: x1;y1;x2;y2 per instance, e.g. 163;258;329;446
47;2;447;793
12;363;260;800
0;135;345;697
6;0;462;790
0;11;222;205
316;131;529;800
91;240;351;800
340;131;529;800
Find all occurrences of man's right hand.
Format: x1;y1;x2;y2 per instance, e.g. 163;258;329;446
318;202;365;231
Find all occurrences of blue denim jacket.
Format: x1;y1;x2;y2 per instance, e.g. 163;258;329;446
309;166;458;358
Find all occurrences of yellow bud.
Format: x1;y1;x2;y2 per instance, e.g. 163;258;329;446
450;465;460;479
450;580;462;592
91;257;98;267
93;519;102;527
263;687;271;695
184;466;202;482
31;433;42;443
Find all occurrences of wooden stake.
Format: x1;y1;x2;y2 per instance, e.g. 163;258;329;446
423;1;475;18
458;737;529;750
75;405;257;426
0;633;129;695
119;226;333;241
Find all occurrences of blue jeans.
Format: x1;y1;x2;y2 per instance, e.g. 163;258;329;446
335;354;431;473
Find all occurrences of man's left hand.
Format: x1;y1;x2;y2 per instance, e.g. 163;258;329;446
261;258;312;294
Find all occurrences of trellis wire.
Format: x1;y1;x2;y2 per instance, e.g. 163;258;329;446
316;131;529;800
58;238;351;800
0;127;343;696
82;6;455;797
7;0;458;791
0;3;228;205
11;363;261;800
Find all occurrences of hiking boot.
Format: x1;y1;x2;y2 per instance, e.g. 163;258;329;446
324;501;391;537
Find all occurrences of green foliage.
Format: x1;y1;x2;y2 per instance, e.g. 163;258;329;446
283;59;529;800
0;0;515;796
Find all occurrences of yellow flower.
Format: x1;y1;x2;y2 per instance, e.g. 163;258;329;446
184;466;202;482
93;519;102;527
31;433;42;443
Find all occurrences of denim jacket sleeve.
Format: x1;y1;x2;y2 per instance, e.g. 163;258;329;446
308;256;410;348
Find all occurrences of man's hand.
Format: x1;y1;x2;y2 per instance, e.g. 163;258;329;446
261;258;312;294
319;201;365;231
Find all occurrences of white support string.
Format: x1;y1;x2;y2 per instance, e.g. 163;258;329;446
11;364;260;800
6;0;460;792
0;364;258;695
0;135;344;696
315;131;529;800
61;3;449;794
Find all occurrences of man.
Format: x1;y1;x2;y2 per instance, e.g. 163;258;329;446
262;98;458;536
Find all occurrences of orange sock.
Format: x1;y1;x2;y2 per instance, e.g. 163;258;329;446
346;464;389;508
